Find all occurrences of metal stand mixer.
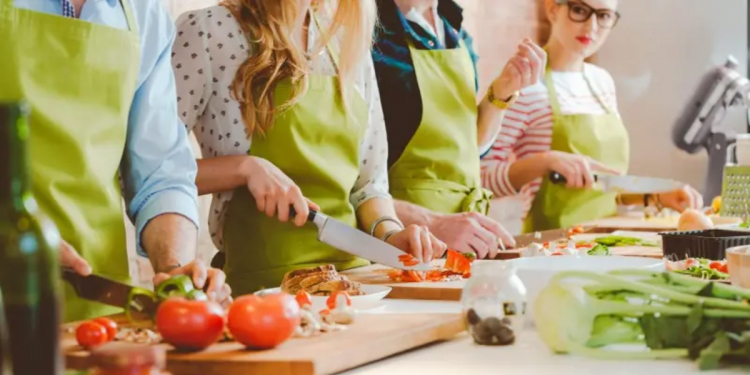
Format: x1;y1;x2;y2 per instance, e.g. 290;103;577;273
672;56;750;201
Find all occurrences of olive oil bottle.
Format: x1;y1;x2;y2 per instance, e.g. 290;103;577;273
0;101;63;375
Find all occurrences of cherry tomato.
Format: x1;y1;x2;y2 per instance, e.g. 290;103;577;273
92;317;118;341
76;321;109;349
227;293;300;350
295;290;312;308
326;291;351;310
709;261;724;270
155;297;226;351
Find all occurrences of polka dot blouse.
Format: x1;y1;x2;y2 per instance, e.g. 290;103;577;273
173;5;391;250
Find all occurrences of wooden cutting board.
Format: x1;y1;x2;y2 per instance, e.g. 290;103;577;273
583;216;678;232
63;313;464;375
343;261;465;301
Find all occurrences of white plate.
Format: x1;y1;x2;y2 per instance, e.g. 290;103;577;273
507;256;665;325
255;284;392;311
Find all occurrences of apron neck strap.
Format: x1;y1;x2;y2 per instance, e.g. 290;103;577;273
119;0;138;34
310;11;339;74
543;62;614;116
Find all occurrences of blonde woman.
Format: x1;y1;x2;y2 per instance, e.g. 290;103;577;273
173;0;446;296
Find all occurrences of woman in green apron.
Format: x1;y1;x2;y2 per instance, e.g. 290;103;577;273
173;0;446;296
371;0;548;259
481;0;703;233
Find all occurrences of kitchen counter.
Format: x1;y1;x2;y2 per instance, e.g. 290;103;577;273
341;299;750;375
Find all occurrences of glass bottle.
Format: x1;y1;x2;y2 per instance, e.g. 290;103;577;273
90;343;165;375
0;288;10;375
460;261;526;346
0;101;64;375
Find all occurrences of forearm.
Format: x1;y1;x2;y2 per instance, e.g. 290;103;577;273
476;95;507;151
141;213;198;273
356;198;407;239
507;152;550;191
196;156;251;195
392;199;440;229
618;194;654;207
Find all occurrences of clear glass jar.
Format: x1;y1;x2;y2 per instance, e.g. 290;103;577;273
460;261;526;346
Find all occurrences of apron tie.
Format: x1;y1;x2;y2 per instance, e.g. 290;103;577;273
390;178;492;214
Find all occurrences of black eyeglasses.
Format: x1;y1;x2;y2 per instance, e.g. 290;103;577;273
563;0;621;29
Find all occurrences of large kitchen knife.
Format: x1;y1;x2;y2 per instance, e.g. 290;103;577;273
291;208;432;271
549;172;685;194
62;268;158;316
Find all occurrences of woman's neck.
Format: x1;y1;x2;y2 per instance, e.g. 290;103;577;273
546;38;585;72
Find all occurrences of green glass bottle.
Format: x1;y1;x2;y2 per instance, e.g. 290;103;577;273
0;101;63;375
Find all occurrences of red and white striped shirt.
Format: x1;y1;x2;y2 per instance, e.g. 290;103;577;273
481;63;619;217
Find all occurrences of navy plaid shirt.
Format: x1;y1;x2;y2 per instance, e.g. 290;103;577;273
61;0;76;17
372;0;479;168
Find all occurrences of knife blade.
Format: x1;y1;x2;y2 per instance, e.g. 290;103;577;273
511;228;571;249
291;208;432;271
62;268;158;316
549;172;684;194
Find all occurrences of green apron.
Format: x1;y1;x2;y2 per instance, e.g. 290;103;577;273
0;0;140;322
222;33;370;296
524;68;630;232
388;40;492;215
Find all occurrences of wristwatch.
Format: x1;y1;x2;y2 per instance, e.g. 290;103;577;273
487;84;519;110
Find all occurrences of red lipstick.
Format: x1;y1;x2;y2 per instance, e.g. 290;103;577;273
576;36;593;45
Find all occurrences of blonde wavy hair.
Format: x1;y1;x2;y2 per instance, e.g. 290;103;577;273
221;0;378;136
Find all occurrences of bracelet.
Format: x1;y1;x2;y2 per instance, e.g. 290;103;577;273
368;216;404;237
382;230;401;243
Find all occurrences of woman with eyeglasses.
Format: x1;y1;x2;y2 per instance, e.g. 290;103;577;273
481;0;703;233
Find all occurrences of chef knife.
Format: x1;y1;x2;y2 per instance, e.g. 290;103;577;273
62;268;158;316
511;228;572;249
290;207;432;271
549;172;685;194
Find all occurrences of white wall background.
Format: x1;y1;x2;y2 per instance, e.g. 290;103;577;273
596;0;748;190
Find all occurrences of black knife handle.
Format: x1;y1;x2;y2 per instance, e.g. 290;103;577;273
289;206;317;222
549;171;599;185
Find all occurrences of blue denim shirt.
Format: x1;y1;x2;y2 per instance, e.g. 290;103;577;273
372;0;479;168
13;0;200;257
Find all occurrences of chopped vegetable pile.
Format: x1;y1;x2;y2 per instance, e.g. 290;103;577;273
535;269;750;370
389;250;474;282
666;258;729;280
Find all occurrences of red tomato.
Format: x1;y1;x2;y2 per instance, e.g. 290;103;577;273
709;261;724;270
76;321;109;349
92;317;118;341
155;298;226;351
326;291;351;310
295;291;312;308
719;263;729;273
227;293;300;350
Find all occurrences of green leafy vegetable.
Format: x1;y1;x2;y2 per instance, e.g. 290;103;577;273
740;221;750;229
593;235;659;247
586;244;610;256
534;270;750;370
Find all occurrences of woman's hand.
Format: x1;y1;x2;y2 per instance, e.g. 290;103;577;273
242;156;320;227
386;225;448;264
656;186;704;213
546;151;621;189
492;39;547;100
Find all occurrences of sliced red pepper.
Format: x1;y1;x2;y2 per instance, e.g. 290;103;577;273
445;249;459;269
398;254;414;262
402;259;420;267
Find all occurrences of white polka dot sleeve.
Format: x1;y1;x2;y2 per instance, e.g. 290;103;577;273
173;12;212;133
349;55;392;208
